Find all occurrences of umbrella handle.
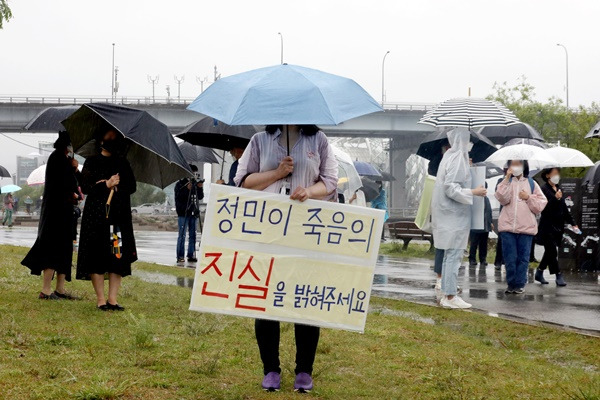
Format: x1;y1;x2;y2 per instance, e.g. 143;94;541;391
105;188;114;219
220;150;226;180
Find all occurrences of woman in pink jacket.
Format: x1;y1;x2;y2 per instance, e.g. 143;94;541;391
495;160;547;294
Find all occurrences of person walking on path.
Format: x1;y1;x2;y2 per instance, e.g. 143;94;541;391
3;193;14;227
76;128;137;311
235;124;338;393
174;164;204;263
495;160;547;294
22;132;82;300
468;183;493;268
431;128;487;309
24;195;33;215
370;181;389;240
535;168;577;287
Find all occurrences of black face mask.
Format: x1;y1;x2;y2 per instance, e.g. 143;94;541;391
101;140;120;155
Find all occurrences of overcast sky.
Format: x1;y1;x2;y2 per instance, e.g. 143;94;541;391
1;0;599;105
1;0;599;180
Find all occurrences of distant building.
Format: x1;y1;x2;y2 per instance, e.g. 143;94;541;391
16;156;38;185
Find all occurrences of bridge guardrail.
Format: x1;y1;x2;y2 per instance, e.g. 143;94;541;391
0;96;437;110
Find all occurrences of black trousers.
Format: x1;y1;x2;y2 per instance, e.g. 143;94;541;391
494;235;504;265
255;319;320;375
469;231;489;263
538;237;560;275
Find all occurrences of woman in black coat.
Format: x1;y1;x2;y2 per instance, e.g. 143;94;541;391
22;132;81;300
76;129;137;310
535;168;577;287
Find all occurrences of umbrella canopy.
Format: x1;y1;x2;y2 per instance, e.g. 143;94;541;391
187;64;382;125
503;138;548;148
62;103;192;189
378;170;396;182
176;117;263;151
419;98;520;129
1;184;21;193
23;105;78;132
26;163;83;186
177;142;219;164
477;123;544;145
360;178;380;202
485;143;557;169
0;165;10;178
585;120;600;139
331;146;362;198
582;161;600;185
353;161;383;180
417;128;497;163
545;146;594;168
473;162;504;179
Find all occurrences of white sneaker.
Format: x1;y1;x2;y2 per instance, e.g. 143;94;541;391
435;278;442;291
440;296;472;309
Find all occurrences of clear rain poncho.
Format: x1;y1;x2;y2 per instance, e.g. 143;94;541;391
431;127;474;250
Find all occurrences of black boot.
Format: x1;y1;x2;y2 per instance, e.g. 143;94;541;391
555;273;567;287
535;268;548;284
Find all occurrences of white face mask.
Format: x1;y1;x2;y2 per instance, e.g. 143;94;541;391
511;166;523;177
550;175;560;185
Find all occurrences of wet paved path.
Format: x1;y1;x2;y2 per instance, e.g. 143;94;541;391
2;227;598;335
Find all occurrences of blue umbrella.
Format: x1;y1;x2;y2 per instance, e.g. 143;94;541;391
187;64;382;126
1;184;21;194
353;161;382;180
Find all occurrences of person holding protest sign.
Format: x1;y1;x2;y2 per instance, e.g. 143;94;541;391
431;128;487;309
235;124;338;393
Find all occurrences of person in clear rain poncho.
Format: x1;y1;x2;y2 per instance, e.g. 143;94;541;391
431;128;487;309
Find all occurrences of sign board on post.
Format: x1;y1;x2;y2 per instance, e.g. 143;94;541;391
470;166;486;230
558;178;581;270
189;184;386;333
578;181;599;271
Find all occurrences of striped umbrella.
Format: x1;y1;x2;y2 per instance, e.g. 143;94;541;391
419;98;520;129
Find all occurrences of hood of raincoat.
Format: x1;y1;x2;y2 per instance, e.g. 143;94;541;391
444;127;471;183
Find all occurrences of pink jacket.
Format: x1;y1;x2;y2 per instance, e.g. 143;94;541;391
495;176;547;235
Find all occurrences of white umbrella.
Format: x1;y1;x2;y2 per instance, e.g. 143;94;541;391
26;163;83;186
419;98;520;129
331;145;362;198
485;143;558;170
545;146;594;168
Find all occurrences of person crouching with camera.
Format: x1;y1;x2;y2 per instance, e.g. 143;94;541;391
175;164;204;264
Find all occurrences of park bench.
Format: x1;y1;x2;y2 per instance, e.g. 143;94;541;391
387;220;434;252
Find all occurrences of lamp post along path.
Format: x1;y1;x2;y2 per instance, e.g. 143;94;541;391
556;43;569;109
381;50;390;106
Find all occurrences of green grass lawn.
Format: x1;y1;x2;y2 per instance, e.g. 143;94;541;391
0;245;598;400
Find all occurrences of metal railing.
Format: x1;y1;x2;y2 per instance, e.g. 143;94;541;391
0;95;197;106
0;96;436;110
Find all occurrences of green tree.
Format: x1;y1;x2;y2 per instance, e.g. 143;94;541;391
488;76;600;177
130;183;166;207
0;0;12;29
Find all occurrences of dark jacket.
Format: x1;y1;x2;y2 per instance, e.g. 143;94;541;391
228;160;239;186
175;178;204;217
537;182;575;243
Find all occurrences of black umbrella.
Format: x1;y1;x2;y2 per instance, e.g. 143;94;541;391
0;165;10;178
178;141;219;164
502;137;548;148
23;105;79;132
478;123;544;145
473;161;504;179
360;177;380;202
378;170;396;182
582;161;600;185
417;128;497;163
585;120;600;139
176;117;262;151
62;103;192;189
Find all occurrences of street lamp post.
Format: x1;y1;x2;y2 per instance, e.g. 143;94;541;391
174;75;184;103
278;32;284;64
147;75;159;103
556;43;569;109
111;43;115;102
381;50;390;107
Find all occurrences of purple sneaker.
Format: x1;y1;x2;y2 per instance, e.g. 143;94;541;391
294;372;313;392
261;372;281;391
